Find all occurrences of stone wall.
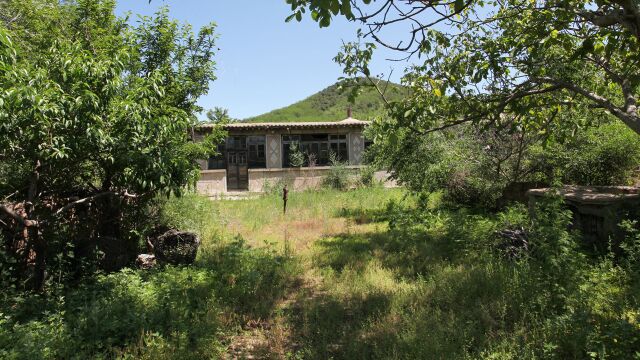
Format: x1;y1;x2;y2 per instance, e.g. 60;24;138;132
247;167;397;192
195;167;397;195
196;169;227;195
527;186;640;250
248;167;346;192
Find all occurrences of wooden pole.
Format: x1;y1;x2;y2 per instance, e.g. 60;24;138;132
282;185;289;215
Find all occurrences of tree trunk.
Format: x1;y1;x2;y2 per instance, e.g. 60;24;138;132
95;175;127;271
26;160;45;292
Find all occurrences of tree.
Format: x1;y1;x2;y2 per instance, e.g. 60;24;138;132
0;0;223;290
206;106;236;123
286;0;639;136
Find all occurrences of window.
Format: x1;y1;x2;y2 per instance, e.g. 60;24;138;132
329;134;348;163
207;143;226;169
247;136;266;168
282;134;349;167
226;136;246;150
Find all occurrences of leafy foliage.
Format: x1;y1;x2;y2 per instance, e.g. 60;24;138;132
289;0;640;135
322;152;350;190
0;194;298;359
205;106;236;124
0;0;223;290
288;0;640;211
540;121;640;185
366;117;640;208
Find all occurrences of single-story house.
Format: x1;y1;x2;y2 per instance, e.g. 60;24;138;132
194;117;393;194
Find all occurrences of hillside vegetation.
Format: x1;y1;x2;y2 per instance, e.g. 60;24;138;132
245;79;406;122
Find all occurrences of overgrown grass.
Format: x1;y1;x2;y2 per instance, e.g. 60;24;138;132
287;196;640;359
2;188;639;359
0;193;300;359
212;187;408;249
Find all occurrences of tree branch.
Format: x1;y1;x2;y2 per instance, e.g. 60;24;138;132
534;77;640;133
0;204;37;227
54;191;139;217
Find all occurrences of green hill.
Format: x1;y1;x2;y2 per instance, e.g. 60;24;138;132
245;79;407;122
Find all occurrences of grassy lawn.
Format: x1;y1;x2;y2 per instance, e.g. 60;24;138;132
213;187;407;251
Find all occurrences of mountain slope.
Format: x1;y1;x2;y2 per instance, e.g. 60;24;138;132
245;79;406;123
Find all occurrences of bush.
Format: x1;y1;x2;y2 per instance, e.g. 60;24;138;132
367;115;640;209
443;168;503;209
154;193;221;246
262;176;293;195
357;165;377;187
542;121;640;186
322;153;351;190
0;234;300;359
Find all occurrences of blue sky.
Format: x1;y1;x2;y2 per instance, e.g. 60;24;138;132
115;0;409;120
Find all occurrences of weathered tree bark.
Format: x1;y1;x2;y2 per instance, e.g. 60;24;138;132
94;174;127;271
26;160;46;292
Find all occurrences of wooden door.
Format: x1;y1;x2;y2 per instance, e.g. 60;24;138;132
227;151;248;190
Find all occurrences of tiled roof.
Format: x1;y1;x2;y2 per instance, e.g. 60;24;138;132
196;118;370;131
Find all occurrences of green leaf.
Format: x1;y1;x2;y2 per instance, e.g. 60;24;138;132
341;0;353;18
388;132;398;146
330;0;340;15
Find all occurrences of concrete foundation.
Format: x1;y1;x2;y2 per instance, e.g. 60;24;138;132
195;167;397;195
196;170;227;195
527;186;640;250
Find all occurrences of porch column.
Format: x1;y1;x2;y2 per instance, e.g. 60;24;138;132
349;132;364;165
266;134;282;168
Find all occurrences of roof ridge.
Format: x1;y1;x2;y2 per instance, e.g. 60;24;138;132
196;118;370;130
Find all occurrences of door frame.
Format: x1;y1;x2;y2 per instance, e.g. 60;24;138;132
226;150;249;191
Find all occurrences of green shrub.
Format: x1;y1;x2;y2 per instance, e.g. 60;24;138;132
357;165;377;187
262;176;293;195
617;219;640;272
157;194;219;236
537;121;640;186
322;152;351;190
289;143;306;168
443;168;503;209
367;116;640;210
0;235;300;359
